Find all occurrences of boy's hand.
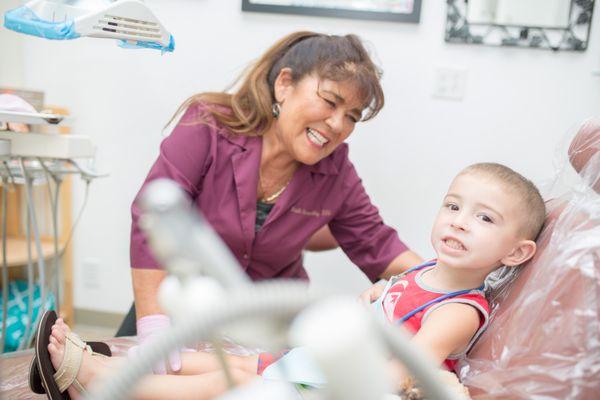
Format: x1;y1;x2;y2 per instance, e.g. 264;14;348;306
358;283;386;305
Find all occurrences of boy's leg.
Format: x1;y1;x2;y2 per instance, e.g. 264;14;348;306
178;352;259;375
131;368;257;400
48;319;259;400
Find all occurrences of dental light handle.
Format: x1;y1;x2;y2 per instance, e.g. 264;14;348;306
158;275;225;324
291;297;393;400
138;178;250;288
292;297;465;400
377;317;466;400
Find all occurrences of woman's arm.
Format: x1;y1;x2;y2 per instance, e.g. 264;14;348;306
131;268;168;318
358;251;423;304
379;250;424;280
304;225;339;252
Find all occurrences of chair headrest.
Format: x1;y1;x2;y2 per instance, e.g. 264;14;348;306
568;117;600;193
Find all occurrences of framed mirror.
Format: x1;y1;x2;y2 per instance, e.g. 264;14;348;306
445;0;595;51
242;0;422;23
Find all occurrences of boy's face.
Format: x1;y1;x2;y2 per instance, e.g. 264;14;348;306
430;172;525;272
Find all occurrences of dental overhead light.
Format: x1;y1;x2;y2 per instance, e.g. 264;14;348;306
4;0;174;52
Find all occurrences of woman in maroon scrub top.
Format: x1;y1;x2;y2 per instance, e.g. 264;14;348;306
129;31;422;374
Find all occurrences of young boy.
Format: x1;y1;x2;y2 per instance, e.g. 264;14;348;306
261;162;546;387
365;162;546;375
39;162;545;400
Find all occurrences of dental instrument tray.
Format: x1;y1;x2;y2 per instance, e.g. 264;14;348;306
0;110;97;159
4;0;174;52
0;110;67;125
0;131;95;159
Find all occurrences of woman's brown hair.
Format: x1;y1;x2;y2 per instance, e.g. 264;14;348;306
169;31;384;136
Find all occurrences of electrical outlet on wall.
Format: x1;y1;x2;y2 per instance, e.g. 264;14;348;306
82;258;101;289
432;68;468;101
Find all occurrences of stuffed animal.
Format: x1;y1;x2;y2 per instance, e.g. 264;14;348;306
397;370;471;400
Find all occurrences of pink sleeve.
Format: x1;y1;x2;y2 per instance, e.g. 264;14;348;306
130;105;214;269
329;157;408;282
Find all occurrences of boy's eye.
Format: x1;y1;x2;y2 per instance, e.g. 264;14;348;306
347;114;359;123
478;214;494;223
445;203;459;211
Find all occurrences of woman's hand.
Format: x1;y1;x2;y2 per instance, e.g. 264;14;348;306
130;268;183;374
358;282;386;305
129;314;183;374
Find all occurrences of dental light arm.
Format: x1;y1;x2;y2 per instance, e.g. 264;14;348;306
375;315;467;400
290;298;392;400
86;179;465;400
138;179;279;350
291;298;466;400
137;178;250;288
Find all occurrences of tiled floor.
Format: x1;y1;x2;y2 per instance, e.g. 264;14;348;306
72;324;117;341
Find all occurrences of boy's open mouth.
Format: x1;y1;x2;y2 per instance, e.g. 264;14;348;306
443;237;467;251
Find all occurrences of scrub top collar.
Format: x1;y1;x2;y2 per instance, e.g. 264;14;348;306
224;131;341;240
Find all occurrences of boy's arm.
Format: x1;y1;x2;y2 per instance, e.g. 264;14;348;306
413;303;481;364
389;303;481;384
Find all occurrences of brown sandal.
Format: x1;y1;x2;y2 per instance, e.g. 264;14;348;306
30;340;111;394
34;310;110;399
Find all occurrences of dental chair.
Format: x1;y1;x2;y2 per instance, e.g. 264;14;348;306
1;120;598;399
458;118;600;399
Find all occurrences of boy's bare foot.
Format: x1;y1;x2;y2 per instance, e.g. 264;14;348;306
47;318;110;400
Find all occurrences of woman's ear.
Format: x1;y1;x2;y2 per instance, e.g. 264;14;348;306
501;239;537;267
273;67;294;103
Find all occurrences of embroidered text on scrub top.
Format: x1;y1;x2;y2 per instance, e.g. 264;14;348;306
291;207;332;217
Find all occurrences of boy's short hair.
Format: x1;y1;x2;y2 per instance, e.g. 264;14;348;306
459;163;546;240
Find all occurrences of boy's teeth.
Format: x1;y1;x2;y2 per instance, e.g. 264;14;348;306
307;128;328;146
445;239;465;250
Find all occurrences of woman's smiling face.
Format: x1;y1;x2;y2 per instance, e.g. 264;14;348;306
272;70;365;165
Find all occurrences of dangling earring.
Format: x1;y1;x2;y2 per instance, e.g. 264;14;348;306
272;102;281;119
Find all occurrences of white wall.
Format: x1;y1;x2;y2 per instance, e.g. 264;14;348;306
0;0;24;87
3;1;599;313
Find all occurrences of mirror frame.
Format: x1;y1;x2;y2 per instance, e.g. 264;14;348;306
445;0;595;51
241;0;422;23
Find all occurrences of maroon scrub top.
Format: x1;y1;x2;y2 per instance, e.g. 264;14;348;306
130;104;408;282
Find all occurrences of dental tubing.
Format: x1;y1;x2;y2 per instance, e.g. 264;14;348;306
19;158;47;349
0;175;8;353
86;281;314;400
38;158;63;318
